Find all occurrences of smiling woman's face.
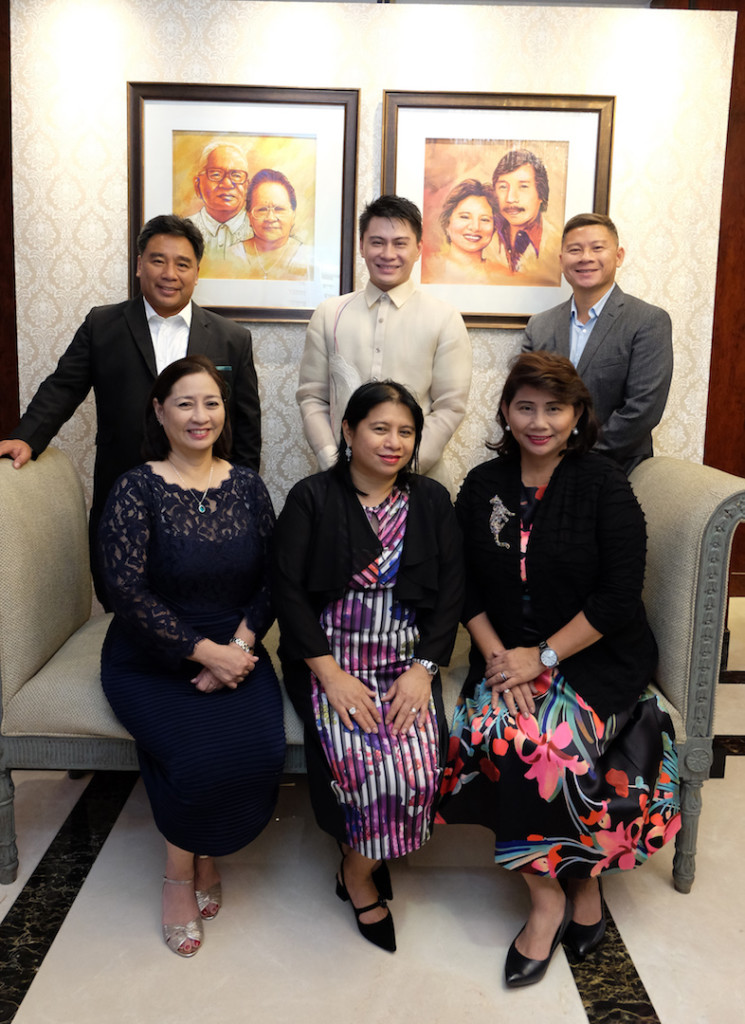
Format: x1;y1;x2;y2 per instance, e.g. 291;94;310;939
447;195;495;254
343;400;416;485
248;182;295;250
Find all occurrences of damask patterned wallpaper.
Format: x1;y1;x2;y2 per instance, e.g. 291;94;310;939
10;0;735;514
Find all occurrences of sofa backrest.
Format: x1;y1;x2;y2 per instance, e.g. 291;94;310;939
0;447;92;708
630;456;745;743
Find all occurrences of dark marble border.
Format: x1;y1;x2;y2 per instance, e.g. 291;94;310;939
567;903;661;1024
719;671;745;684
711;734;745;778
0;771;138;1024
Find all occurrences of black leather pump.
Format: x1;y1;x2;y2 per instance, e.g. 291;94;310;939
505;898;573;988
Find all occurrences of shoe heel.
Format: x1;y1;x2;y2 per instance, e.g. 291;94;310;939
335;874;350;902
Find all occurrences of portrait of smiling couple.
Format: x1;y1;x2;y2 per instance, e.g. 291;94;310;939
422;143;565;289
180;137;313;282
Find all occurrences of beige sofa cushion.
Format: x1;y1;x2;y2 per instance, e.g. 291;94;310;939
2;615;130;738
0;449;92;705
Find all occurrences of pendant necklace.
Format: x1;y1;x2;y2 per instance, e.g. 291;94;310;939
251;239;285;279
169;458;214;513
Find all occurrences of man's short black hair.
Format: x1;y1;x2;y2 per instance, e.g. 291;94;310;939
359;195;422;244
562;212;619;245
136;214;205;264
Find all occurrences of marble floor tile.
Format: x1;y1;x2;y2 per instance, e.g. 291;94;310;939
1;745;743;1023
0;771;90;924
8;780;587;1024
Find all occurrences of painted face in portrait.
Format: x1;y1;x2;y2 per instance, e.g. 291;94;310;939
494;163;543;230
195;145;249;224
248;182;296;251
447;195;495;255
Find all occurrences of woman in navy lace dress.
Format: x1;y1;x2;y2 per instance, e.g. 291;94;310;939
99;354;285;958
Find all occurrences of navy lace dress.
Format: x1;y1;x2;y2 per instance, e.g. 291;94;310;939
99;464;286;856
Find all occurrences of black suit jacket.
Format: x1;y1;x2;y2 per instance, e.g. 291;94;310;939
523;285;673;472
13;296;261;526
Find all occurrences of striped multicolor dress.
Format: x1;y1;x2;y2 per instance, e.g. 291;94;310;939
309;488;442;860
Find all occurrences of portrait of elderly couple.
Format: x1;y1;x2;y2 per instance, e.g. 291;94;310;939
421;139;568;289
173;133;314;282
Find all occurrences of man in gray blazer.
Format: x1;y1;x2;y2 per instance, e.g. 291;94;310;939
0;213;261;598
523;213;672;473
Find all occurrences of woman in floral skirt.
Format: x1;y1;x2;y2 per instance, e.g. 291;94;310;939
437;352;680;987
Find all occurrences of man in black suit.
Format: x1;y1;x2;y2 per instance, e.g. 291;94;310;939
523;213;672;473
0;213;261;595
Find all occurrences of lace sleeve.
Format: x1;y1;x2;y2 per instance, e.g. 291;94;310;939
237;469;276;640
98;470;202;664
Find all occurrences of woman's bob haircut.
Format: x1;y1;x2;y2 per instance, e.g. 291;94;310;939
490;350;599;459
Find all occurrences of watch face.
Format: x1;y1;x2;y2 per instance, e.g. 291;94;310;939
540;646;558;667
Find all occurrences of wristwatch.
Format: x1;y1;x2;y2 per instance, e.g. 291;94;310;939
538;640;559;668
230;637;255;655
412;657;438;676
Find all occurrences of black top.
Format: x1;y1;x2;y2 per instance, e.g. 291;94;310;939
99;463;275;668
455;451;657;719
272;470;464;670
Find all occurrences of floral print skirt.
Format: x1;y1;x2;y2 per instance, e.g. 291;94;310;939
437;672;681;877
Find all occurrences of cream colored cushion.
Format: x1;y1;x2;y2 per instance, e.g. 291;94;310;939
0;448;92;706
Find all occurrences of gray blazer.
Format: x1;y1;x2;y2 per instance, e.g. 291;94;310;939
523;285;673;472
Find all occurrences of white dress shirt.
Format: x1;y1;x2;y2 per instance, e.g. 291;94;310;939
144;298;192;374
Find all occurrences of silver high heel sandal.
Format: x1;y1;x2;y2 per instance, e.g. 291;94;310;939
162;876;204;957
195;855;222;920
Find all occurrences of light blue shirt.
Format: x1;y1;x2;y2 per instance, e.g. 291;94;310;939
569;284;616;366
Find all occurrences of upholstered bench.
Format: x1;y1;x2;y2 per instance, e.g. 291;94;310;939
1;447;743;892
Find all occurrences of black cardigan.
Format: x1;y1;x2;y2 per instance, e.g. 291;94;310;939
272;470;464;672
456;451;657;719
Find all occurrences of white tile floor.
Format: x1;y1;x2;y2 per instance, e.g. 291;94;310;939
3;600;745;1024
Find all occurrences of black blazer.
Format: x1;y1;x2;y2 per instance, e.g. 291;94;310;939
12;296;261;527
272;470;464;671
456;452;657;719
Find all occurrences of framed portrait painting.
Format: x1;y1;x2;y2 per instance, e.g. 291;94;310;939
382;92;614;328
128;83;359;322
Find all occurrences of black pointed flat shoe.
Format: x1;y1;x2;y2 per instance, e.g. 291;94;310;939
563;881;606;958
504;898;573;988
336;859;396;953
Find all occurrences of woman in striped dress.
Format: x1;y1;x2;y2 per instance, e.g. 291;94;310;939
99;355;285;958
273;381;463;953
